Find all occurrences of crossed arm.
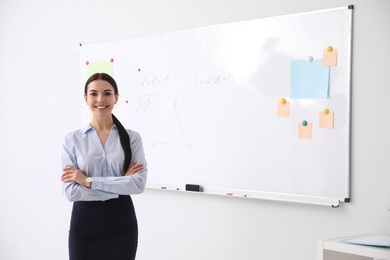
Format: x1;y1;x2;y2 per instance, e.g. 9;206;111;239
61;161;144;188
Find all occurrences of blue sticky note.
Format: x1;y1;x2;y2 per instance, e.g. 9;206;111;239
290;59;329;98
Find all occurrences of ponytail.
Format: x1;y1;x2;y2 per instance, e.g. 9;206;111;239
85;73;131;175
112;114;132;174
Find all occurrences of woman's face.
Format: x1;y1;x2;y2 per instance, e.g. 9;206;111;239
84;79;119;118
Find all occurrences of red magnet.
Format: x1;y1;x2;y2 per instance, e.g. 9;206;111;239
86;61;89;65
110;58;114;62
138;68;141;72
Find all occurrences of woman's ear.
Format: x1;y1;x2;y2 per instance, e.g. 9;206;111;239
84;93;88;104
115;93;119;104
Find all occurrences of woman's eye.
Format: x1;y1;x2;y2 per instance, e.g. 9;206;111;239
90;93;97;96
105;93;112;96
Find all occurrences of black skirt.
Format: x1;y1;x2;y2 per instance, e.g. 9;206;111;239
69;195;138;260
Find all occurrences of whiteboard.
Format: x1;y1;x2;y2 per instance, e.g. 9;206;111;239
79;6;353;207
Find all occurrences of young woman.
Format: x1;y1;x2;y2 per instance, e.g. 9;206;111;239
61;73;147;260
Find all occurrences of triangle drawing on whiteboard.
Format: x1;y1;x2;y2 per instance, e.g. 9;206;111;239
154;99;192;149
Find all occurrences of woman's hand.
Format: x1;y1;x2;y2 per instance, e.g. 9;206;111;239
125;161;144;176
61;166;88;187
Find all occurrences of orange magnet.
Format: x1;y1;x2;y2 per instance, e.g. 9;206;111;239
323;108;329;115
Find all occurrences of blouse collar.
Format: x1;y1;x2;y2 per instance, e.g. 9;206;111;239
82;124;118;134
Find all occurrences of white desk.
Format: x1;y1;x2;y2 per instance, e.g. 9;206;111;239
317;234;390;260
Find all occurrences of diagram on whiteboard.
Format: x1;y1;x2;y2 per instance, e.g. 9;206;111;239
153;99;192;149
136;94;158;114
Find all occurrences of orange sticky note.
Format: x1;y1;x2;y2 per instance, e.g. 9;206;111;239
277;100;290;117
319;111;334;128
298;122;312;139
322;49;338;66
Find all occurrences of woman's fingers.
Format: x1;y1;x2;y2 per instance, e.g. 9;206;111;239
131;165;144;175
126;161;138;172
62;166;77;181
61;167;86;184
131;164;144;171
61;172;73;182
125;162;144;176
132;164;143;170
61;169;70;180
62;165;75;171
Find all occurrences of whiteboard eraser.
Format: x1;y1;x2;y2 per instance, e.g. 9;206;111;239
186;184;202;192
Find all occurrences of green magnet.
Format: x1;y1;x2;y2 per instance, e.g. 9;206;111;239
302;120;307;126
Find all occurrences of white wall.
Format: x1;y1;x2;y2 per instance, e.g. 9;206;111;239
0;0;389;259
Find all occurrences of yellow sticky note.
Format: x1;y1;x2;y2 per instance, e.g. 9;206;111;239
322;49;338;66
319;111;334;128
88;61;113;78
277;100;290;117
298;122;312;139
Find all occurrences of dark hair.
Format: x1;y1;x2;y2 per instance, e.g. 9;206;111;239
85;73;131;174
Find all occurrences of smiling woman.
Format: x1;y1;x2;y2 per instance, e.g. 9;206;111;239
61;73;148;260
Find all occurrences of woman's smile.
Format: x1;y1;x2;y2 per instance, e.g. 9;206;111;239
95;105;109;110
